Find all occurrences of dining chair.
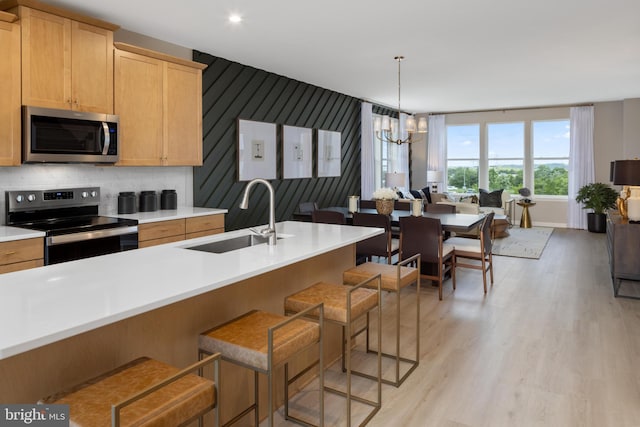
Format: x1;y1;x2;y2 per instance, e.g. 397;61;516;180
352;212;399;264
298;201;318;214
399;216;456;300
312;209;346;225
446;212;495;294
425;203;456;214
359;200;377;209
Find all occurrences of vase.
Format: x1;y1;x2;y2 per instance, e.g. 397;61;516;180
375;199;394;215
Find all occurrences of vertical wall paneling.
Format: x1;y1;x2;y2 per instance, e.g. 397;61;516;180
193;51;361;231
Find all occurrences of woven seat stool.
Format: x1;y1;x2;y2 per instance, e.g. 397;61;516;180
40;353;220;427
284;274;382;427
199;307;324;427
342;254;420;387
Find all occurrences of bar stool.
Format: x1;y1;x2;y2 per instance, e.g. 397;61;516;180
199;306;324;427
284;274;382;427
342;254;420;387
40;353;220;427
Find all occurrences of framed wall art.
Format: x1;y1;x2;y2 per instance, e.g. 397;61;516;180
282;125;313;179
237;119;277;181
317;129;341;177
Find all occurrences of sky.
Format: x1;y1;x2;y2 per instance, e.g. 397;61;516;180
447;120;570;160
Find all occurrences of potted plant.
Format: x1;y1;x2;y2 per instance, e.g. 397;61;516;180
372;187;398;215
575;182;618;233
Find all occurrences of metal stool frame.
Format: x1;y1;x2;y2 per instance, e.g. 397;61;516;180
112;353;221;427
199;304;324;427
284;274;382;427
352;253;421;387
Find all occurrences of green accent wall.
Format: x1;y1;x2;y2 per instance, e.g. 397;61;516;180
193;50;362;231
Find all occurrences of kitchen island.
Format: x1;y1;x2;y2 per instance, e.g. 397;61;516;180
0;221;381;417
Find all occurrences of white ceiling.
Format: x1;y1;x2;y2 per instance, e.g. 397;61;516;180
50;0;640;113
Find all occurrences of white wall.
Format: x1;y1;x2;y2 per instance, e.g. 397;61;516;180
0;165;193;224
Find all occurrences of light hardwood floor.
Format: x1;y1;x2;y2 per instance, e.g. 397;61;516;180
267;228;640;426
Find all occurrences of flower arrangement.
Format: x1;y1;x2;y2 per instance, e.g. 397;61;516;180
372;187;399;200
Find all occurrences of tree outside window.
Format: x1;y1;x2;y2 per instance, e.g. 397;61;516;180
446;124;479;193
533;120;570;196
488;122;524;193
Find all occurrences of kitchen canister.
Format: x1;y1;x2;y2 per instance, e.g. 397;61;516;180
139;191;158;212
117;192;136;214
160;189;177;210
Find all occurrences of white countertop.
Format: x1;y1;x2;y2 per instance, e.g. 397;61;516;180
103;207;227;224
0;226;45;243
0;221;381;360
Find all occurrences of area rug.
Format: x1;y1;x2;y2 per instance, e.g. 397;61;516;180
492;226;553;259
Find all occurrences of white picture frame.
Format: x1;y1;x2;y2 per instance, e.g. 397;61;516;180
237;119;277;181
282;125;313;179
317;129;341;177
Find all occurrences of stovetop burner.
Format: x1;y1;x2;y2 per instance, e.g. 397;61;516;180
19;215;137;236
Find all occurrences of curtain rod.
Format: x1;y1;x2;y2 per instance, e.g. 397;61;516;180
428;102;594;116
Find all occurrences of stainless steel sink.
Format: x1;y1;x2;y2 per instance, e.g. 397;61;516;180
185;234;282;254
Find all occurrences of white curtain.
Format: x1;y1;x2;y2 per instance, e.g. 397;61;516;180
567;106;595;230
360;102;375;199
427;114;446;191
396;112;410;189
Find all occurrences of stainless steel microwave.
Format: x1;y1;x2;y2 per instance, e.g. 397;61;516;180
23;106;119;164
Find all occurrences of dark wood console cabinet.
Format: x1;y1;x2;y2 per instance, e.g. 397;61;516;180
606;211;640;298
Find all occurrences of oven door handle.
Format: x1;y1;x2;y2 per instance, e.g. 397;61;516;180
47;226;138;246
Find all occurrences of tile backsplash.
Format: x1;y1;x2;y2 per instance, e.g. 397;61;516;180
0;164;193;224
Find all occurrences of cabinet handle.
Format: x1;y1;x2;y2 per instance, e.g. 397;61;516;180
3;251;17;255
66;98;72;105
74;99;79;106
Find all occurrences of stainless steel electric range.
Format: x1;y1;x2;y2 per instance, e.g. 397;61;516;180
6;187;138;265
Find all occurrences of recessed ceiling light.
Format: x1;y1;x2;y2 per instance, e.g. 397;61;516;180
228;14;242;24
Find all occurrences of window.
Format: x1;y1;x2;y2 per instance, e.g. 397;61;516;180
444;111;570;198
532;120;570;196
446;124;479;193
373;113;399;189
487;122;524;193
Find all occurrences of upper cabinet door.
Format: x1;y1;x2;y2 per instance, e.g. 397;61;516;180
20;7;114;113
21;7;71;110
164;62;203;166
114;49;164;166
0;13;21;166
71;21;113;113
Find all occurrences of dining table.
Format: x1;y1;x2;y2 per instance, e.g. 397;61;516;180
312;207;486;233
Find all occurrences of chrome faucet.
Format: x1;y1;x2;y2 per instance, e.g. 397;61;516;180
239;178;277;245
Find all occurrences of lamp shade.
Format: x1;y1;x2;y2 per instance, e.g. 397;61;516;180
385;172;406;188
613;160;640;185
417;117;428;133
426;170;443;183
405;115;417;133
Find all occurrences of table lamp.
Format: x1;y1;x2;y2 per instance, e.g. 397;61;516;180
385;172;406;193
612;159;640;221
426;170;443;193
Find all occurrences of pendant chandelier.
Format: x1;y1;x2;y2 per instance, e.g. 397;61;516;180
374;56;427;145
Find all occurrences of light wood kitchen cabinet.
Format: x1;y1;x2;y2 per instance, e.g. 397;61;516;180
185;215;225;240
0;238;44;274
114;43;205;166
138;214;225;248
138;219;186;248
16;5;117;113
0;10;20;166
